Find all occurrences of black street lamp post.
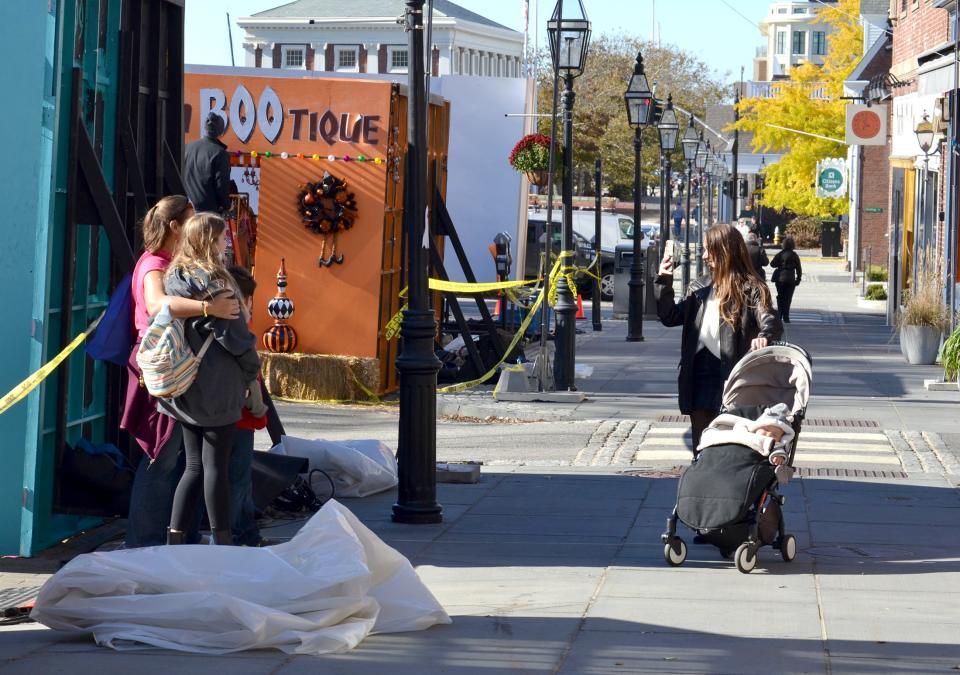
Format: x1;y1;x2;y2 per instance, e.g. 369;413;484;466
694;135;708;278
680;116;699;295
757;156;766;240
623;51;653;342
657;95;679;262
592;157;602;332
393;0;443;524
548;0;591;390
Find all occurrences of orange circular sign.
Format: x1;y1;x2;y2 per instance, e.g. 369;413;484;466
852;110;882;139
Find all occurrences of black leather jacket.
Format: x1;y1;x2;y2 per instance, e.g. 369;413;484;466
654;274;783;414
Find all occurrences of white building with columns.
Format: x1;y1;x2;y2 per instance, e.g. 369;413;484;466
237;0;525;79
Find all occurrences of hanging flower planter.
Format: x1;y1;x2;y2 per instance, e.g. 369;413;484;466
509;134;560;186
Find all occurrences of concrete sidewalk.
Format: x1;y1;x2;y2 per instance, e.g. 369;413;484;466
1;468;957;673
0;258;957;673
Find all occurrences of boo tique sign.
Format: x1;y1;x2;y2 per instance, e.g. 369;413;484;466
198;84;382;147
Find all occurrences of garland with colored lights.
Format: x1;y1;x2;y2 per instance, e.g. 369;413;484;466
233;150;383;165
297;172;358;235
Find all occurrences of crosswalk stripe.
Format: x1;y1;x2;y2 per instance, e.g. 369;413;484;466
795;453;901;465
643;427;887;442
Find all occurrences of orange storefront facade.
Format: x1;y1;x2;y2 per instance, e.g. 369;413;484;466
184;70;450;393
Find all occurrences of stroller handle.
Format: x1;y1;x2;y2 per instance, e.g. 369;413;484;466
767;340;813;368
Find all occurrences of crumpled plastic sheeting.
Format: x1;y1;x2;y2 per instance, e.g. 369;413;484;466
30;500;450;655
272;436;398;498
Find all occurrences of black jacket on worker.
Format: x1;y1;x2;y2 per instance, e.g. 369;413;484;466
746;240;769;281
654;275;783;414
184;113;232;214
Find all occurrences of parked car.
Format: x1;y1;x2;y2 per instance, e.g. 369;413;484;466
525;209;638;301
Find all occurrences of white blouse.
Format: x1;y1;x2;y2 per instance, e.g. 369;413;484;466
697;287;721;358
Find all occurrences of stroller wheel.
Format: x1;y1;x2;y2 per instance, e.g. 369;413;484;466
735;543;757;574
780;534;797;562
663;537;687;567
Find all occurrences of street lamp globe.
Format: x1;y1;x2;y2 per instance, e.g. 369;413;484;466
657;95;679;152
915;112;935;154
694;132;708;171
681;116;699;163
624;52;653;127
548;0;591;78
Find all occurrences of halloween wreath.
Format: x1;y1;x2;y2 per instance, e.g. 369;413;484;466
297;172;358;266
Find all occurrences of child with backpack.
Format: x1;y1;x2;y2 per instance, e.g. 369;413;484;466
158;212;260;545
121;196;240;548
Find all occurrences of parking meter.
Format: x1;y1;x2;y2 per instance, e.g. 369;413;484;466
494;232;512;278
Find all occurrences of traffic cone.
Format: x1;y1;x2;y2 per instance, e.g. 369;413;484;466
493;294;501;317
576;294;585;319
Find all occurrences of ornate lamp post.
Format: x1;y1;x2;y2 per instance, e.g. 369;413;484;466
623;51;653;342
657;95;679;261
757;156;766;241
694;135;708;277
680;116;699;295
547;0;591;389
914;112;936;261
393;0;443;524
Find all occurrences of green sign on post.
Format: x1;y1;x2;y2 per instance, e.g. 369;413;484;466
816;159;847;198
864;207;883;213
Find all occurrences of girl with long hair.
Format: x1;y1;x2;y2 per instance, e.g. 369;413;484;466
159;212;260;545
122;196;239;548
655;223;783;449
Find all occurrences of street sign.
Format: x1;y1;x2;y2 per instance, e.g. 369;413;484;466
816;158;847;199
864;207;883;213
845;104;888;146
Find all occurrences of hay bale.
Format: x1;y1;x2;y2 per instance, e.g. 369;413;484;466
259;352;380;401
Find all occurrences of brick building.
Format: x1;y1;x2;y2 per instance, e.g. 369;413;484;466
885;0;956;314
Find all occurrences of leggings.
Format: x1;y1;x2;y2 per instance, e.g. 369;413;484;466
169;423;235;533
775;282;796;322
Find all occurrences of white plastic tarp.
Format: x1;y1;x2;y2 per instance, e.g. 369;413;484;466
272;436;398;498
31;500;450;655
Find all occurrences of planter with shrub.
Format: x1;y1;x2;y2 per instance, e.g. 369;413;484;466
864;284;887;301
897;249;946;365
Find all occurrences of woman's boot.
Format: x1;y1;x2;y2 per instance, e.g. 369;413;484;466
212;528;233;546
166;528;186;545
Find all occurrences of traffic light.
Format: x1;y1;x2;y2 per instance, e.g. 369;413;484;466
739;178;749;198
722;180;732;196
756;173;765;191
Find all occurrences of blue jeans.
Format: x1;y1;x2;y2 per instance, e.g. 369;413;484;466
229;428;260;546
124;425;184;548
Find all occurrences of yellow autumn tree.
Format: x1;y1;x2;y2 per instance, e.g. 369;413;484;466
732;0;863;217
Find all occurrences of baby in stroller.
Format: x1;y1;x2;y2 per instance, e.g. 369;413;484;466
698;403;796;467
661;343;812;574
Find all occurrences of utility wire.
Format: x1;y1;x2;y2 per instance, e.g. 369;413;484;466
717;0;765;32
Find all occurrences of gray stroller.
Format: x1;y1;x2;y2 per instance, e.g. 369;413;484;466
660;342;813;573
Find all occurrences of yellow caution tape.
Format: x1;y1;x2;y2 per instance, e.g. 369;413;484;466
428;278;538;294
437;256;562;394
0;315;102;416
385;302;408;341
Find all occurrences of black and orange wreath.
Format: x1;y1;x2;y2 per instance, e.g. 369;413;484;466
297;172;358;235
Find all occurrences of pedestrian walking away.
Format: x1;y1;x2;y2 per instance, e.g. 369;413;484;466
654;223;783;450
739;223;769;281
121;196;240;548
671;200;685;239
160;212;261;546
771;236;802;322
184;112;232;215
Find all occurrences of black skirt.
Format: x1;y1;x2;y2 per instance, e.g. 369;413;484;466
691;347;724;412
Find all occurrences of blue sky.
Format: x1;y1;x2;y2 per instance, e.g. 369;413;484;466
185;0;773;82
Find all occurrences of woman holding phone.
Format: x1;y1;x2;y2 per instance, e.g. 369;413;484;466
654;224;783;450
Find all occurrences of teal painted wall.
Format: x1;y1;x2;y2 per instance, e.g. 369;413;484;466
0;1;60;555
